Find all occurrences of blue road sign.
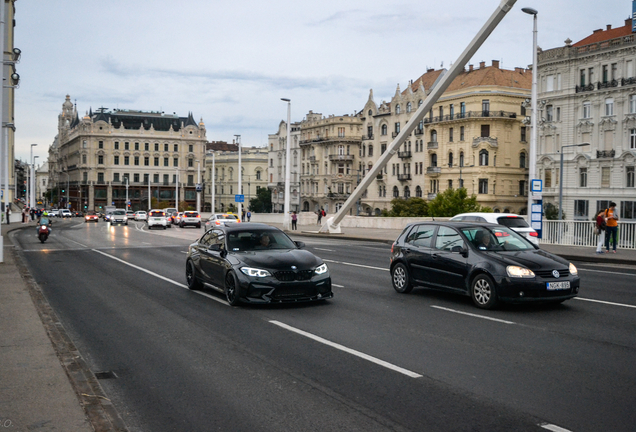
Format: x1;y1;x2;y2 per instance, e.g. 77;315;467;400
235;194;244;203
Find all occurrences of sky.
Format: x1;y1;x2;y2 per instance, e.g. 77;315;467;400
13;0;631;163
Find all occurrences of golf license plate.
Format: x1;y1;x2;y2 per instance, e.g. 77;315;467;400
546;281;570;291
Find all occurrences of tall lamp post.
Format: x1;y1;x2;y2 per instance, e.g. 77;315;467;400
558;143;590;221
196;159;201;213
32;156;39;207
235;134;242;219
280;98;291;230
522;7;538;217
29;144;37;207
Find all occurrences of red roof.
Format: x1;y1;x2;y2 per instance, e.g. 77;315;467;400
573;19;633;47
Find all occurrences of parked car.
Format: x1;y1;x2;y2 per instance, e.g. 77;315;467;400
449;212;539;245
84;211;99;223
179;211;201;228
134;211;147;221
205;213;241;230
60;209;72;218
147;209;168;229
126;211;135;219
185;223;332;305
109;209;128;226
390;221;580;309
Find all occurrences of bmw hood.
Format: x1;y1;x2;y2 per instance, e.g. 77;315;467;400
482;249;569;271
233;249;323;271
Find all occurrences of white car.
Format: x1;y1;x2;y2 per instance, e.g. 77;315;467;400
449;212;539;245
147;209;168;229
60;209;72;218
134;211;147;221
110;209;128;225
204;213;241;230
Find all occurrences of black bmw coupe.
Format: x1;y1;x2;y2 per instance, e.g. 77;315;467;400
186;223;332;305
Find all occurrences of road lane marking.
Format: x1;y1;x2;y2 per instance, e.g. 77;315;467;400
430;306;515;325
332;284;345;288
574;297;636;309
578;267;636;276
539;423;572;432
269;320;422;378
322;259;388;272
314;248;335;252
91;249;229;305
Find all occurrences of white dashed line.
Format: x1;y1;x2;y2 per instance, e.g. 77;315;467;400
430;305;515;324
539;423;572;432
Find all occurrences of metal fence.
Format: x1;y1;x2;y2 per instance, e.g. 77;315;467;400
540;220;636;249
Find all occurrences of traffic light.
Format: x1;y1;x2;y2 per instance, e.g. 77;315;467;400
62;189;65;193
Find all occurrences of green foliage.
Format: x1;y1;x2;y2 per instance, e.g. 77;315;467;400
249;187;272;213
388;197;429;217
427;188;490;217
544;202;565;220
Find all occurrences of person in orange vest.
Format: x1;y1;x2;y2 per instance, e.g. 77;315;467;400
604;202;619;253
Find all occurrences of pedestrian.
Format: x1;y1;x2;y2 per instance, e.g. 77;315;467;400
5;205;10;225
22;208;27;223
246;210;251;222
291;211;297;230
604;202;619;253
317;207;323;224
595;209;606;254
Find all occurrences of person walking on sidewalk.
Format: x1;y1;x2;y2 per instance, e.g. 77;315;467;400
317;207;324;225
5;205;10;225
595;209;606;254
291;211;298;230
605;202;619;253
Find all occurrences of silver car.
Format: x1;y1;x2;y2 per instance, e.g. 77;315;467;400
449;212;539;245
204;213;241;230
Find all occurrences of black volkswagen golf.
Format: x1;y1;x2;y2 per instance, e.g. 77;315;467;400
186;223;332;305
390;222;580;309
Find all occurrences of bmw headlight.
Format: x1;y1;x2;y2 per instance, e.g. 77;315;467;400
569;263;578;276
315;263;328;275
240;267;271;277
506;266;535;278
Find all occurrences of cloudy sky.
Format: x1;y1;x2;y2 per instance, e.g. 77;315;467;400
13;0;630;162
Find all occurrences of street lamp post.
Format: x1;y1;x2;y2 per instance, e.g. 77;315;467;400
281;98;291;230
175;168;179;211
29;144;37;207
125;175;129;211
522;7;538;217
32;156;39;207
235;135;242;219
558;143;590;221
196;159;201;214
211;151;215;213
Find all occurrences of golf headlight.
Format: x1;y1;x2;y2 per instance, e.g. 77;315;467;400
569;263;578;276
315;263;328;275
506;266;535;278
240;267;271;277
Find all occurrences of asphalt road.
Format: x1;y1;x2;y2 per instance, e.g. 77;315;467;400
12;218;636;432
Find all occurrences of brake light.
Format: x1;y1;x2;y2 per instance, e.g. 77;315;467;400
215;220;221;225
495;232;510;237
529;232;538;237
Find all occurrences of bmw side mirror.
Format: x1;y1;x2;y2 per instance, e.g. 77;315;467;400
295;241;305;249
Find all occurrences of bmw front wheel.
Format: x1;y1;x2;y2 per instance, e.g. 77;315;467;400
225;271;241;306
186;260;203;290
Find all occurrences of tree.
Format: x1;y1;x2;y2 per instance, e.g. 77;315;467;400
544;202;565;220
388;197;428;217
249;187;272;213
427;188;491;217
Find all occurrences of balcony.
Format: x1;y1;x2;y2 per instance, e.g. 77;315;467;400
426;167;441;176
575;83;594;93
362;134;374;140
397;173;411;181
398;150;412;159
427;141;438;149
328;154;354;161
422;110;517;125
376;173;384;181
597;150;615;159
414;128;424;136
308;156;316;161
598;80;619;90
622;77;636;86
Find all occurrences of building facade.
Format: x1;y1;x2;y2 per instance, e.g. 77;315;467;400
359;62;531;215
536;18;636;220
268;119;301;213
1;0;17;210
48;96;207;212
205;141;268;213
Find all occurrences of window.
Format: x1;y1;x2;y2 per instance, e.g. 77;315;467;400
448;180;453;189
521;126;527;142
580;69;586;86
430;130;437;142
460;126;465;141
367;125;373;138
460;102;466;117
188;175;194;186
519;180;527;196
134;173;140;183
164;157;169;167
459;152;464;167
546;105;553;122
163;174;169;185
580;167;587;187
545;169;552;188
546;75;554;92
144;174;149;184
449;104;454;118
439;106;443;118
582;101;591;119
381;124;387;135
482;100;490;116
189;144;193;152
134;156;139;166
164;143;169;152
114;141;119;150
134;142;139;151
144;156;149;166
97;172;104;183
188;158;194;167
481;125;490;137
520;152;526;168
98;155;104;165
406;102;412;113
124;156;130;165
395;122;400;134
113;173;120;182
601;167;610;187
153;174;159;183
631;95;636;114
627;167;635;188
556;107;561;121
174;144;179;152
621;201;636;219
416;186;422;198
631;129;636;149
154;157;159;166
368;145;373;156
602;65;608;83
393;186;399;198
395;104;401;114
430;179;438;194
145;142;149;151
628;60;635;79
479;149;489;166
449;127;454;142
155;143;159;151
404;186;410;198
448;152;453;167
431;154;437;167
256;170;261;180
98;141;103;149
478;179;488;194
82;154;87;164
574;200;589;219
605;98;614;116
124;142;129;150
114;155;120;165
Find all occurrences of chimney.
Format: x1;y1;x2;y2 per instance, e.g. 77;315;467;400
607;24;612;30
492;60;500;69
515;67;524;73
427;67;434;73
479;61;486;69
593;28;603;33
469;64;473;72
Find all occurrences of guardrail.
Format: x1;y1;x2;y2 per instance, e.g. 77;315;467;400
540;220;636;249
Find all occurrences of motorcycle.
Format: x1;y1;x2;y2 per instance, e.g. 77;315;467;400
38;224;50;243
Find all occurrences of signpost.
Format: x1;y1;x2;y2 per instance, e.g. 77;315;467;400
235;194;244;203
530;179;543;238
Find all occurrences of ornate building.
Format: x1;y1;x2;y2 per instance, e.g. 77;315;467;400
1;0;17;209
536;18;636;220
359;62;531;214
268;119;301;213
205;141;268;213
48;96;207;211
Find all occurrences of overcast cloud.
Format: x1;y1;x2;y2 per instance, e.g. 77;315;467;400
13;0;629;161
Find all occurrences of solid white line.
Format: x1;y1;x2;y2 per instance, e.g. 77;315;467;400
314;248;335;252
539;423;573;432
323;259;388;272
430;306;515;324
91;249;229;305
579;268;636;276
332;284;345;288
574;297;636;309
269;320;423;378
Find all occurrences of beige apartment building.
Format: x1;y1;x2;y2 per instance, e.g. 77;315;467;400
205;141;268;213
359;61;532;214
48;96;207;211
268;120;301;213
1;1;17;209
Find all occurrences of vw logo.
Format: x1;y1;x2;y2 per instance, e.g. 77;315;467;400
291;266;297;270
552;270;560;278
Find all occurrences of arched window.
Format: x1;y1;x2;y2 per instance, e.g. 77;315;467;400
418;100;423;107
459;152;464;167
479;149;489;166
396;104;401;114
381;124;388;135
406;102;412;113
368;109;373;116
520;152;526;168
431;153;438;167
448;152;454;167
368;145;373;156
416;185;422;197
430;130;437;142
393;186;399;198
404;186;410;198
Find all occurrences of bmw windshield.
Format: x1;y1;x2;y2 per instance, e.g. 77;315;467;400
226;229;298;252
461;226;534;251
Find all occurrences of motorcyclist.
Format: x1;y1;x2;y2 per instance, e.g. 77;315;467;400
36;211;52;235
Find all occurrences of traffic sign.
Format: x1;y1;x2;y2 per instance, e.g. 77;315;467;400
196;183;203;192
235;194;244;203
531;179;542;193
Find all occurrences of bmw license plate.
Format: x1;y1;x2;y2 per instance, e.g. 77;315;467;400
546;281;570;290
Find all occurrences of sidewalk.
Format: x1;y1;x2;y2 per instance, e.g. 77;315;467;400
0;218;633;432
0;221;127;432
